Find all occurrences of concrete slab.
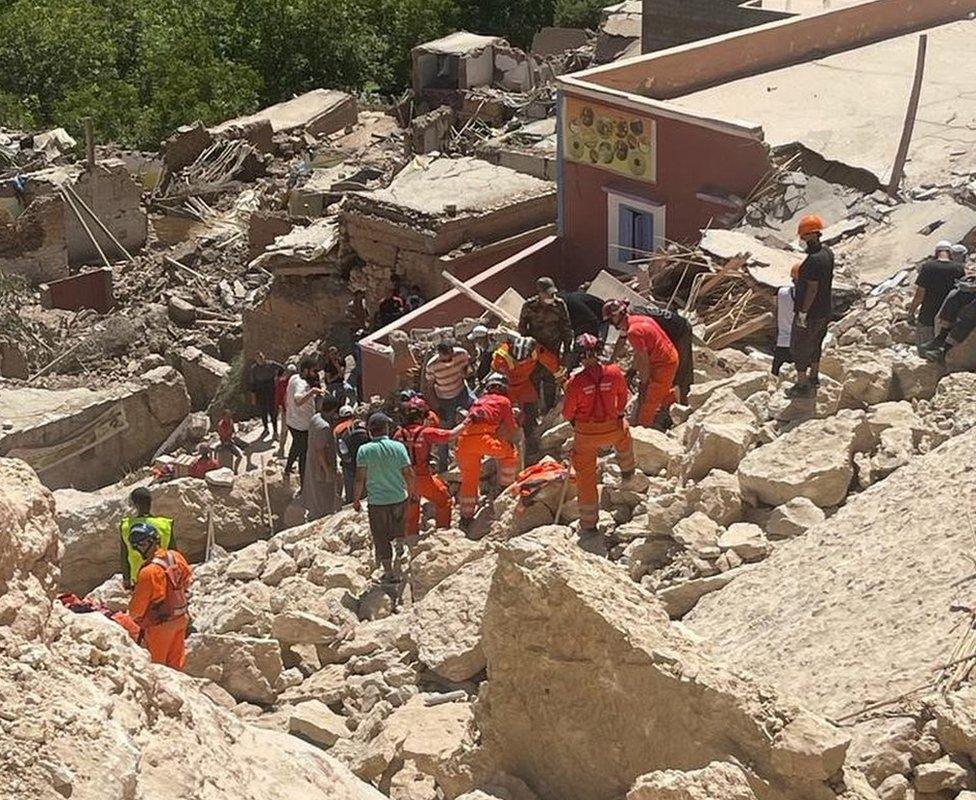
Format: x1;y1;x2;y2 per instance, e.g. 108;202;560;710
699;228;800;288
836;197;976;285
359;156;554;219
494;287;526;319
414;31;502;56
673;20;976;189
211;89;358;137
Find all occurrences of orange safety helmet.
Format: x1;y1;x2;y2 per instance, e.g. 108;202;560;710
797;215;825;236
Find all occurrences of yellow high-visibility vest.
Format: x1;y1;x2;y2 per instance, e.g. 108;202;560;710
120;516;174;583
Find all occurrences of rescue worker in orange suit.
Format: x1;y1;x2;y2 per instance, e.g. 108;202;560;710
603;299;679;428
456;372;520;526
563;334;638;534
490;335;558;458
127;522;192;670
394;397;459;538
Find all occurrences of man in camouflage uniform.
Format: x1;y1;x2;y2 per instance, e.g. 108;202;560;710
518;277;573;409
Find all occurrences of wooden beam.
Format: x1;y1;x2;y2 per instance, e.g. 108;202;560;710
888;34;928;196
706;312;773;350
440;270;519;326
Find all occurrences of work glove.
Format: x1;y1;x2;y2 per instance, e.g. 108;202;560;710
796;312;808;329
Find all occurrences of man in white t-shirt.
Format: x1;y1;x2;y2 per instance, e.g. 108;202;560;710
423;339;474;472
285;355;323;486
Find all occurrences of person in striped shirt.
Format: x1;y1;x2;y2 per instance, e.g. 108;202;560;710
423;339;474;472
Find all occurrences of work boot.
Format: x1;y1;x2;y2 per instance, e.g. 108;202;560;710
784;382;814;399
921;344;947;364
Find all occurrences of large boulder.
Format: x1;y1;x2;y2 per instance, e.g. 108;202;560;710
55;466;293;594
685;470;743;527
476;527;847;800
687;372;769;410
408;531;487;600
406;555;497;682
737;410;873;507
688;427;976;720
630;428;683;474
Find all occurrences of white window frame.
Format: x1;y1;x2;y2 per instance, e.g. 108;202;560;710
605;189;666;273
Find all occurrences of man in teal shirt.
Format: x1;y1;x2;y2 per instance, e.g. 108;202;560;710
354;413;416;581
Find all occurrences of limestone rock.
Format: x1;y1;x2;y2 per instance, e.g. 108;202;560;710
272;611;341;646
262;549;298;586
672;512;721;551
769;711;850;782
657;569;745;619
840;352;894;407
227;541;270;581
913;756;973;793
737;410;872;507
631;427;683;474
891;354;943;400
688;428;976;720
407;554;497;682
685;470;743;527
680;389;759;480
390;760;438;800
477;527;840;800
0;458;60;638
306;552;369;594
289;699;350;748
845;717;918;787
0;458;391;800
767;375;842;422
717;523;770;562
687;371;769;410
765;497;825;540
933;686;976;760
184;634;283;704
876;774;909;800
355;696;477;791
408;531;486;600
627;761;758;799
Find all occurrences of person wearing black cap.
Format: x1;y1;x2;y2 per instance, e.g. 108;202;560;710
353;412;416;580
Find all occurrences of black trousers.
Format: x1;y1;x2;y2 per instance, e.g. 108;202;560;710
286;427;309;486
771;346;792;376
368;501;406;564
255;381;277;430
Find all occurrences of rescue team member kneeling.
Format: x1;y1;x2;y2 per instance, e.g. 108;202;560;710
456;372;521;525
127;522;192;670
563;334;637;534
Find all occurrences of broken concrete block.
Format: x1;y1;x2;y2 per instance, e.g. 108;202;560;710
176;345;230;411
687;371;769;410
737;410;872;507
841;352;894;407
288;699;349;748
167;295;198;326
162;121;213;172
768;376;842;422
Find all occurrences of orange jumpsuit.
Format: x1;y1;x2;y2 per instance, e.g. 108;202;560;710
457;393;520;520
563;363;636;529
394;423;453;536
625;314;679;427
491;342;540;405
129;547;192;670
